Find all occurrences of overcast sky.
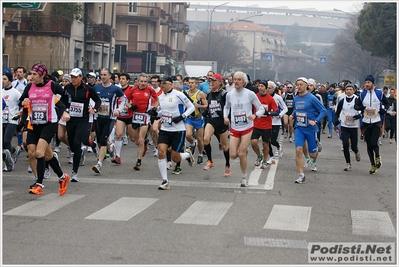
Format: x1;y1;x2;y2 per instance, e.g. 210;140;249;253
193;1;364;13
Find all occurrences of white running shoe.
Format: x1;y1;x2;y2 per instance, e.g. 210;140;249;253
295;174;305;184
266;157;276;165
304;158;311;168
153;148;158;157
278;145;284;157
311;161;317;172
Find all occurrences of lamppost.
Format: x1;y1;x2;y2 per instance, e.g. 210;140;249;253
207;2;229;61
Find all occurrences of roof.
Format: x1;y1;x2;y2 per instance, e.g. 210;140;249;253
214;20;284;35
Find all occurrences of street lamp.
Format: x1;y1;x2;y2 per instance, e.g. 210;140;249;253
333;8;357;18
207;2;229;61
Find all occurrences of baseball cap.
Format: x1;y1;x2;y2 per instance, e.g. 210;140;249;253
287;84;293;88
86;72;96;78
70;68;82;76
159;76;173;83
57;70;64;76
210;73;223;81
296;77;308;84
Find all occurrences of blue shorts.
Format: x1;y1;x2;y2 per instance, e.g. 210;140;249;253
186;117;204;130
294;128;318;154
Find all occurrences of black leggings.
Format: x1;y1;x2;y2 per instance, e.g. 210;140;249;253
385;115;396;139
269;125;280;157
341;126;359;164
363;122;381;166
66;119;90;172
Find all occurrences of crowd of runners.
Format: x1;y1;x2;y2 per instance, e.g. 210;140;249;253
2;65;397;194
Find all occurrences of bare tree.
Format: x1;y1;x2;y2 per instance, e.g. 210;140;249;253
328;17;388;83
186;29;250;74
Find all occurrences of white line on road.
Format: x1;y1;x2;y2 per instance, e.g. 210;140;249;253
351;210;396;237
174;201;233;225
264;204;312;232
85;197;158;221
3;193;85;217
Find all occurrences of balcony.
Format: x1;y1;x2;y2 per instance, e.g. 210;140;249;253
171;21;189;34
86;23;112;44
116;4;167;22
5;15;71;36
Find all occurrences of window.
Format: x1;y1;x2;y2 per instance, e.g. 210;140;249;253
128;25;138;51
128;2;138;13
98;5;102;24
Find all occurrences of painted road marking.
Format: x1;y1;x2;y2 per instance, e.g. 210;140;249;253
174;201;233;225
351;210;396;237
3;193;84;217
264;204;312;232
85;197;158;221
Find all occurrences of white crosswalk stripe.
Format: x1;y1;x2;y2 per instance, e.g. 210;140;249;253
3;193;84;217
351;210;396;237
264;205;312;232
85;197;158;221
174;201;233;225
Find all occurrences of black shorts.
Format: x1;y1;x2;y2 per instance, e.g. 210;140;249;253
27;123;58;145
251;127;272;142
117;116;132;126
132;122;149;130
205;118;228;136
158;130;186;152
286;108;293;116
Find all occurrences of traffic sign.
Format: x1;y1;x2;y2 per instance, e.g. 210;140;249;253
265;54;273;61
2;2;41;9
320;56;327;64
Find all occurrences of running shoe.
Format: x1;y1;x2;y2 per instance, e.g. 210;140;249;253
109;143;115;158
295;174;306;184
261;160;268;169
389;139;392;144
360;134;364;140
80;146;87;166
71;170;79;182
172;166;182;175
44;168;51;179
87;146;93;153
122;135;129;145
166;161;173;170
29;183;43;195
328;133;332;138
344;164;352;171
30;179;43;189
375;156;382;169
254;155;263;166
153;148;158;157
111;155;121;164
267;157;276;165
224;166;231;177
143;139;149;157
187;142;196;155
185;148;195;167
369;165;377;174
68;153;74;164
311;161;317;172
66;146;72;158
278;145;284;157
240;177;248;187
355;152;361;162
92;163;102;174
54;145;61;153
92;141;99;158
378;137;382;145
148;140;154;146
289;136;293;143
59;173;70;196
3;150;14;172
304;158;311;168
12;146;21;164
317;140;322;153
158;180;170;190
203;160;214;170
197;155;203;164
28;165;33;173
134;162;141;171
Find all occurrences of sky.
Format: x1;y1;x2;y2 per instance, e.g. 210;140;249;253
192;1;364;13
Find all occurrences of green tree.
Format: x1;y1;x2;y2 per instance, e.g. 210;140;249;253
355;2;396;68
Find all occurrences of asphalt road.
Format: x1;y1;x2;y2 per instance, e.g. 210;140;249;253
2;129;397;265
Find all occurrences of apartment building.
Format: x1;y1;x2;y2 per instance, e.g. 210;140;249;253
3;2;189;76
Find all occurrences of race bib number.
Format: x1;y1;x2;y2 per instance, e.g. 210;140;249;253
132;112;148;124
296;112;307;127
31;104;48;124
233;111;248;125
70;102;84;117
329;100;334;109
98;101;110;116
2;108;9;123
285;99;294;108
364;108;377;119
161;112;173;127
344;115;356;125
209;102;221;118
